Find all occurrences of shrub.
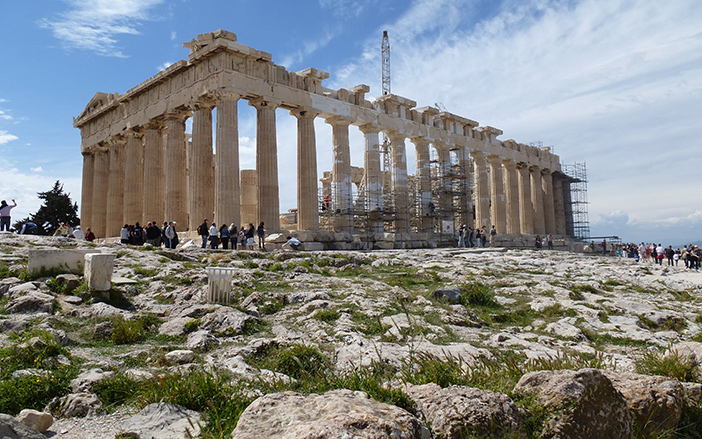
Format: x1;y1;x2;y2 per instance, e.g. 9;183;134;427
314;308;340;323
634;349;696;382
459;282;501;309
110;314;161;344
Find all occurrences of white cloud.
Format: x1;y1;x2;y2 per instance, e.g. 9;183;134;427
170;31;177;41
156;61;174;72
0;130;18;145
0;110;12;121
31;167;44;172
39;0;165;57
279;28;341;69
318;0;377;18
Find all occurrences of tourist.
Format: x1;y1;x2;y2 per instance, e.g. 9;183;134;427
164;221;177;248
239;226;246;249
85;228;95;242
547;234;554;250
219;223;230;249
257;222;265;250
20;221;38;235
120;224;130;244
234;223;240;250
458;224;465;247
655;243;664;265
535;235;542;249
209;222;219;249
466;226;474;248
475;228;482;248
198;219;209;248
601;239;607;256
145;221;161;246
72;226;85;240
131;222;145;246
480;227;487;248
245;223;255;250
0;199;17;232
665;245;675;266
489;225;497;247
161;222;169;247
282;236;302;251
674;249;681;266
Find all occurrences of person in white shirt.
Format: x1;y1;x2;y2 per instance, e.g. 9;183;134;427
0;199;17;231
209;223;219;249
72;226;85;240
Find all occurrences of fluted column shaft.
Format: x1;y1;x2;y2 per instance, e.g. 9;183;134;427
412;137;432;232
325;117;353;231
81;152;94;230
91;150;110;239
553;175;566;235
164;113;188;228
250;99;280;230
143;123;164;224
472;151;490;230
458;147;472;228
436;144;452;219
488;155;506;233
106;138;126;237
517;163;533;234
503;160;520;234
530;166;545;235
389;133;409;233
293;108;319;231
215;93;241;228
123;131;144;226
542;170;556;235
189;102;215;231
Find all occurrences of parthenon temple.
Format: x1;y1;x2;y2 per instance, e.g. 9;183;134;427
75;30;577;249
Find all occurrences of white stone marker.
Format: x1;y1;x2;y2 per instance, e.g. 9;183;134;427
206;267;235;305
84;253;115;291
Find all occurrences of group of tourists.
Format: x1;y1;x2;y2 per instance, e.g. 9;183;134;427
197;219;266;250
457;224;497;248
596;241;702;270
120;221;179;248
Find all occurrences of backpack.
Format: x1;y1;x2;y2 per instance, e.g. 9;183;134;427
197;224;206;235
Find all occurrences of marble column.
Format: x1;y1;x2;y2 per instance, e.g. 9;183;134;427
502;160;520;234
215;92;241;229
326;116;353;232
553;174;566;235
250;98;280;230
123;130;144;226
359;125;382;213
292;108;319;231
81;152;94;230
458;147;473;228
471;151;490;230
240;170;258;227
487;155;506;233
411;137;432;232
164;112;188;229
517;163;533;234
530;166;545;235
189;101;215;231
106;137;126;237
542;169;556;235
436;143;452;220
91;149;110;239
389;133;409;233
143;122;164;224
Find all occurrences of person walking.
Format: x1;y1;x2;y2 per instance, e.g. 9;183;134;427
209;222;219;249
0;199;17;232
489;225;497;247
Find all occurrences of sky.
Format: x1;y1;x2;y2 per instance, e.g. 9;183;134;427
0;0;701;245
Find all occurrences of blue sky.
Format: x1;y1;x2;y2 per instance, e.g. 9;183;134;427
1;0;701;245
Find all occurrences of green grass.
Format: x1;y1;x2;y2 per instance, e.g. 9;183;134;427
459;282;501;309
634;348;697;382
110;314;162;344
314;308;341;323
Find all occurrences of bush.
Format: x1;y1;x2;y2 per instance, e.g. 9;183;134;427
459;283;501;309
110;314;161;344
314;308;340;323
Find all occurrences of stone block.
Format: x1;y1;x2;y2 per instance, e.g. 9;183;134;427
84;253;115;292
16;409;53;433
28;249;93;276
301;241;324;251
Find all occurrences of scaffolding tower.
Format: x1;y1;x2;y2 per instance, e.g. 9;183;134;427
561;162;590;240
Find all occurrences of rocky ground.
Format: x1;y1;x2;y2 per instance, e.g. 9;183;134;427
1;232;702;438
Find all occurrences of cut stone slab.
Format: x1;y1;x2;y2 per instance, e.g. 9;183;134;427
28;249;93;275
119;403;201;439
84;253;115;291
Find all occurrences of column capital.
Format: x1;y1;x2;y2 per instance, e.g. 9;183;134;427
214;90;242;102
358;123;381;135
502;159;517;169
248;97;280;110
290;107;319;119
516;161;529;170
325;115;352;127
487;154;505;163
125;127;144;139
164;109;191;122
409;136;430;147
190;98;216;111
145;119;165;131
470;149;486;159
529;164;540;172
540;168;553;176
107;134;126;148
387;131;405;143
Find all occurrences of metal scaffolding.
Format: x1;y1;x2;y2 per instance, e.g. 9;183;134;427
561;162;590;240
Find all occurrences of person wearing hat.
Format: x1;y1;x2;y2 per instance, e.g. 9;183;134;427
72;226;85;240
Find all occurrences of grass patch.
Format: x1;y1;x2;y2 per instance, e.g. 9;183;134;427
314;308;340;323
459;282;501;309
110;314;162;344
634;349;697;382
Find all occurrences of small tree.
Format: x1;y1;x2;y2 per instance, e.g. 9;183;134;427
20;181;80;235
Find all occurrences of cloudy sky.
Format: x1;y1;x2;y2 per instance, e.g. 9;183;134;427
1;0;700;245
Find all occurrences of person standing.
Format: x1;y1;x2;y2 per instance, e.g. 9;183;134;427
209;222;219;249
489;225;497;247
0;200;17;231
219;223;230;249
164;221;176;249
229;223;238;250
547;234;554;250
655;243;664;265
257;222;266;250
480;226;487;248
198;219;209;248
458;224;465;248
246;223;255;250
120;224;130;244
146;221;161;247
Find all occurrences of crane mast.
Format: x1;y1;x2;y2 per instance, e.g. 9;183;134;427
381;31;392;193
382;30;391;95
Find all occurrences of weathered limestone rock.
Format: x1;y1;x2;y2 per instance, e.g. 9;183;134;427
70;369;114;393
186;330;219;351
431;286;462;303
71;302;125;319
28;249;93;275
46;393;102;418
231;389;431;439
0;413;46;439
513;368;633;439
405;383;525;439
55;273;81;293
15;409;53;433
5;290;55;314
119;403;201;439
0;276;21;297
200;307;257;336
84;253;114;291
603;371;684;439
164;349;195;364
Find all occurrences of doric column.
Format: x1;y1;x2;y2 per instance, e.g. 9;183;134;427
502;160;520;234
106;137;126;237
215;92;241;229
91;149;110;239
517;163;533;234
123;130;144;226
411;137;432;232
249;98;280;230
143;122;164;224
471;150;490;230
240;170;258;227
325;116;353;231
436;143;452;220
553;174;566;235
292;108;319;231
542;169;556;235
487;155;506;234
530;165;545;235
81;152;94;230
359;124;383;214
389;132;409;233
189;100;215;231
458;147;473;228
163;112;188;228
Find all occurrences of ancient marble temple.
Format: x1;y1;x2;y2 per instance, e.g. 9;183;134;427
75;30;573;247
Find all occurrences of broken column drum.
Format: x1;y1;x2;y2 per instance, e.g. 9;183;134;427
74;30;573;244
